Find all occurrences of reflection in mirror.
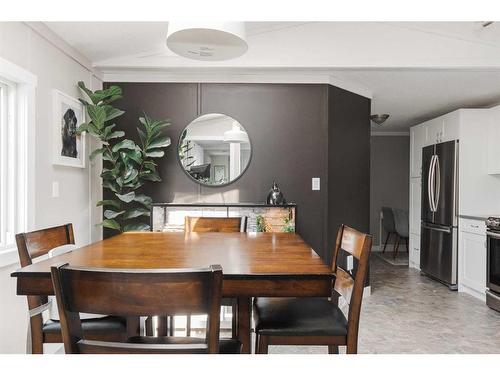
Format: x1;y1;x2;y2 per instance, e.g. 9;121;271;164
178;114;251;186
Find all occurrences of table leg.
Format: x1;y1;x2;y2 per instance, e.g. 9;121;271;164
237;297;251;354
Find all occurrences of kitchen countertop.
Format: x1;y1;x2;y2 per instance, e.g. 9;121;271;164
459;214;497;221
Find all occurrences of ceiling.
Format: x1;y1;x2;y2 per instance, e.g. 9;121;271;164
45;21;500;131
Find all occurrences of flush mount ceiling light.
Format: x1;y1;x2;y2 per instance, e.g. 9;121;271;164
370;114;390;126
166;22;248;61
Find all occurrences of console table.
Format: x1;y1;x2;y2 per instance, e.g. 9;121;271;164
151;202;297;233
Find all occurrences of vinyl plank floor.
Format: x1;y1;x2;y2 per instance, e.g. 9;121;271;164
270;255;500;354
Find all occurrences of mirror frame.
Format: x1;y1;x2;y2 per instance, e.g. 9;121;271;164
176;113;253;188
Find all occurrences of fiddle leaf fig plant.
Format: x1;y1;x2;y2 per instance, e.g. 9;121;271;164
77;81;171;233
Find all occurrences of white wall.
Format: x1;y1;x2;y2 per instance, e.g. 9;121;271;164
0;22;102;353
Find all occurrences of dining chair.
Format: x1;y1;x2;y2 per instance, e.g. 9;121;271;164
51;263;241;354
180;216;246;338
381;207;397;253
184;216;247;233
393;208;409;259
15;224;128;354
253;224;372;354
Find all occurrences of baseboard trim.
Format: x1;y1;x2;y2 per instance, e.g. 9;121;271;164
458;284;486;302
409;261;420;271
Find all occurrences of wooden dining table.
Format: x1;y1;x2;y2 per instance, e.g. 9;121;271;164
11;231;333;353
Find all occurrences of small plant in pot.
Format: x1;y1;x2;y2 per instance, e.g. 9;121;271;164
77;81;171;232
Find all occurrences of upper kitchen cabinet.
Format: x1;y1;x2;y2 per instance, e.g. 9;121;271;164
459;108;500;215
410;110;461;178
410;125;426;178
425;117;445;145
441;110;461;142
487;105;500;175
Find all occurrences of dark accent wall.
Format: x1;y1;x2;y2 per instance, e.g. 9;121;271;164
105;82;370;262
327;86;372;262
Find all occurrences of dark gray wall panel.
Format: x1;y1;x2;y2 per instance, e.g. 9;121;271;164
327;85;371;262
199;83;329;258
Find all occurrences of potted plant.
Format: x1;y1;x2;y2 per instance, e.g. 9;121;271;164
77;81;171;233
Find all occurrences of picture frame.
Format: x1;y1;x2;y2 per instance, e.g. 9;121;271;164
214;165;226;182
52;89;86;168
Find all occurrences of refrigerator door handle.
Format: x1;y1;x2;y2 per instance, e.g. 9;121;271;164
422;223;452;233
428;155;436;212
434;155;441;211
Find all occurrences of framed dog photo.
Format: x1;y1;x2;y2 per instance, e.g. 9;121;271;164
53;90;86;168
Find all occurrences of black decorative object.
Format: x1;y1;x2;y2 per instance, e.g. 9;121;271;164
266;181;285;205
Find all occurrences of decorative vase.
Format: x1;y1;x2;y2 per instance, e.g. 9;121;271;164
266;181;285;205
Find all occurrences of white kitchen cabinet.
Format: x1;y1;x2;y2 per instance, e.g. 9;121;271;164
459;108;500;215
458;221;487;301
487;106;500;174
441;110;460;142
425;117;445;145
409;233;420;270
409;178;421;236
410;125;426;178
459;218;486;235
418;110;460;147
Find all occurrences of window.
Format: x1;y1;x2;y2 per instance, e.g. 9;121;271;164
0;79;16;252
0;76;28;265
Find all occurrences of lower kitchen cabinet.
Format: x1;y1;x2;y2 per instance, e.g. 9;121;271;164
458;227;487;301
409;233;420;270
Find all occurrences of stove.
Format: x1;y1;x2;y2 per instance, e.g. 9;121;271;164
486;217;500;312
486;217;500;232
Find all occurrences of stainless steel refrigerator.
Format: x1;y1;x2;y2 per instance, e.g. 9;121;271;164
420;140;459;289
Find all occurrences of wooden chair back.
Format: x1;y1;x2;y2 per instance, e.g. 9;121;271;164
185;217;245;233
16;224;74;267
330;224;372;353
15;224;75;353
51;264;223;354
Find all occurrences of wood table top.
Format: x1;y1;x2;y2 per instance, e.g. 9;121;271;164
12;232;331;279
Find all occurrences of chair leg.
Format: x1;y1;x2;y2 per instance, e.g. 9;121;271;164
168;316;175;336
382;232;391;253
257;335;269;354
393;235;400;259
328;345;339;354
231;300;238;339
157;316;168;336
145;316;153;336
29;314;44;354
346;344;358;354
405;237;409;253
254;333;260;354
186;314;191;337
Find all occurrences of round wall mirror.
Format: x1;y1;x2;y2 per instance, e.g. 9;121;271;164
178;113;252;186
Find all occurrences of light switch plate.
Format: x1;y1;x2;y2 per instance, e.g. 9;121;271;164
52;182;59;198
312;177;320;191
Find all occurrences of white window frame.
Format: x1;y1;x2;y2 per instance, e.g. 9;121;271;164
0;57;36;267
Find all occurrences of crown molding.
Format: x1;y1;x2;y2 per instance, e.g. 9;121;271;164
101;68;373;99
371;131;410;136
24;22;103;81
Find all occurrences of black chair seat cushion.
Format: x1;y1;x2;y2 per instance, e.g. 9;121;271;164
43;316;127;335
127;336;242;354
253;297;348;337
